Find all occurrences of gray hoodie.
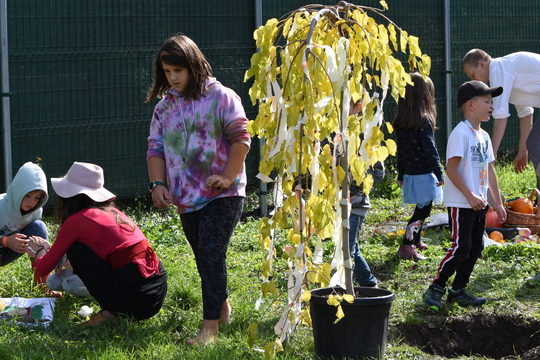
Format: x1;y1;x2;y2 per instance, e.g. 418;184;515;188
0;162;48;236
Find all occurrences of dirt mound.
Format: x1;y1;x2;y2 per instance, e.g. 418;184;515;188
396;314;540;359
520;346;540;360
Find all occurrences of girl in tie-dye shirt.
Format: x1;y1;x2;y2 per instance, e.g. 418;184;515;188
146;34;250;345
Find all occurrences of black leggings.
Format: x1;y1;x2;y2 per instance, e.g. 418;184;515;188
180;196;244;320
67;242;168;320
402;201;432;245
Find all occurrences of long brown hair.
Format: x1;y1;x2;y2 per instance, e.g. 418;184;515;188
392;72;437;130
146;34;213;102
55;194;134;231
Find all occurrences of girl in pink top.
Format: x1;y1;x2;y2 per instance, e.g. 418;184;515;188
27;162;168;325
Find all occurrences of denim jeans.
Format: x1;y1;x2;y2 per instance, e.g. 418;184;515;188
19;219;49;238
349;214;377;286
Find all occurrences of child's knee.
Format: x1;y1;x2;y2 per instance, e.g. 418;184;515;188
63;276;91;297
46;273;64;291
21;220;49;239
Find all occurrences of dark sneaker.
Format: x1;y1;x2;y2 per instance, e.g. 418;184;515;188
423;284;446;312
447;288;487;307
354;279;378;288
361;283;378;288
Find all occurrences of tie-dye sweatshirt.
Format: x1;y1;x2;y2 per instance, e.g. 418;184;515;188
147;78;251;214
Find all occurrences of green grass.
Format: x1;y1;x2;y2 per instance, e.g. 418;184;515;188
0;161;539;359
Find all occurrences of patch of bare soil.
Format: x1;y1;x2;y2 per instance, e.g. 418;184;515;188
395;314;540;359
520;346;540;360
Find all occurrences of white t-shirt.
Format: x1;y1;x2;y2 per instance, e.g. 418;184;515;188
490;51;540;119
444;121;495;209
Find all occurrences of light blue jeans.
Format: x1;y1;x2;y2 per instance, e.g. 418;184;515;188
47;269;91;297
349;214;377;286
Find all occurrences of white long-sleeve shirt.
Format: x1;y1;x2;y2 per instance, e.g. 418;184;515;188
490;51;540;119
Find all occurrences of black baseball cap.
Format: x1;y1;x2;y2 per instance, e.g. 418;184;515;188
457;80;503;108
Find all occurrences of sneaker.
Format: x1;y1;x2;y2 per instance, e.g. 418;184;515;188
415;239;429;250
447;288;487;307
423;284;446;312
354;278;378;288
397;245;426;261
361;283;378;288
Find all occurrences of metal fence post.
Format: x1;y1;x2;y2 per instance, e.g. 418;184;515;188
255;0;268;217
444;0;452;140
0;0;12;190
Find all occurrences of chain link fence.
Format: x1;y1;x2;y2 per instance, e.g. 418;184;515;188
1;0;538;202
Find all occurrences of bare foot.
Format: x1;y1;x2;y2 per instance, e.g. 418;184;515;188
186;319;219;345
219;299;231;324
101;310;115;320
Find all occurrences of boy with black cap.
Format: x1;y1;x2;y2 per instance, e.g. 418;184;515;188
422;80;507;312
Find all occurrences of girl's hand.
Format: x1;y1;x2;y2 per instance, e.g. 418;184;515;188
29;236;50;249
436;180;445;187
61;256;73;272
55;258;73;276
55;265;64;276
205;175;232;190
26;236;50;259
396;180;403;187
6;233;30;254
151;186;171;209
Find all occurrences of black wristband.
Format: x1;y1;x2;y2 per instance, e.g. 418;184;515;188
35;247;47;257
149;181;168;192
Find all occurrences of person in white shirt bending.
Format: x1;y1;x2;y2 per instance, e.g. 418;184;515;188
462;49;540;186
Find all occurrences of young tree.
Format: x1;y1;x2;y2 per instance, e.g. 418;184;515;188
244;1;430;355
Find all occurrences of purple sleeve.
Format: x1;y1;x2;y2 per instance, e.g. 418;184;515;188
146;105;165;161
220;91;251;148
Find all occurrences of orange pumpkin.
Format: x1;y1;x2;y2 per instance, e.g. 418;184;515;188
485;206;504;227
508;198;534;214
489;230;504;242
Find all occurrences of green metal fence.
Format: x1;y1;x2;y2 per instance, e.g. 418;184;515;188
1;0;539;203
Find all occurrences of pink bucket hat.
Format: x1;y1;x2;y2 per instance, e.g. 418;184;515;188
51;162;116;202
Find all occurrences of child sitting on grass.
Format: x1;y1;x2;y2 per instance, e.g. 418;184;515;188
0;162;61;297
423;80;507;311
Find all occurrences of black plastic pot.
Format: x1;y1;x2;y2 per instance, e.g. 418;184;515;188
309;286;395;360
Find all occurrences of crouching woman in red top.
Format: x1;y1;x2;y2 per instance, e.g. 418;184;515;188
27;162;168;325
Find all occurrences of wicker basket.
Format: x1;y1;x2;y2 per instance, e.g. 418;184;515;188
504;189;540;234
